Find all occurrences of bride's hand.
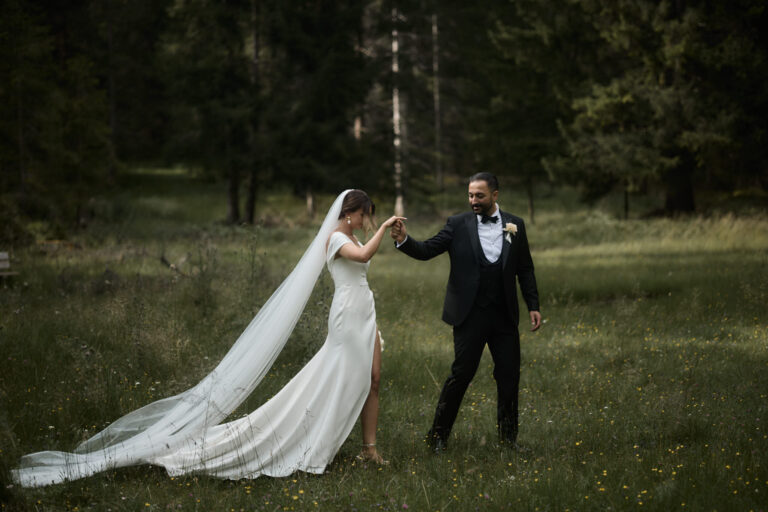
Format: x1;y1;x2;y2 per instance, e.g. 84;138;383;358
382;216;406;228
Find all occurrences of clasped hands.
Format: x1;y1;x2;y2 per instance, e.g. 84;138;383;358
389;218;407;244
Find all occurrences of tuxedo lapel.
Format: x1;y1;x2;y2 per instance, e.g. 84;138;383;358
465;214;482;263
500;211;514;270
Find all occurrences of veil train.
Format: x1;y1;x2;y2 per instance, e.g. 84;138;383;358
12;190;352;487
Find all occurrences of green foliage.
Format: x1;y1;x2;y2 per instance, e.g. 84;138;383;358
490;0;768;213
2;0;767;244
0;0;113;241
0;196;34;245
88;0;173;163
262;0;373;195
161;0;255;205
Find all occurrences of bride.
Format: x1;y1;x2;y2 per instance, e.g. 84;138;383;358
12;189;404;487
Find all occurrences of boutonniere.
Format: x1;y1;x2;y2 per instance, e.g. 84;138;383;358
503;222;517;243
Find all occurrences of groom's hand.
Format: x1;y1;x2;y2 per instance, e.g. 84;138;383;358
529;311;542;332
390;220;407;243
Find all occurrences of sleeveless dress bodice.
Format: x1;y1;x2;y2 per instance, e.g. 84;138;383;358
327;234;370;287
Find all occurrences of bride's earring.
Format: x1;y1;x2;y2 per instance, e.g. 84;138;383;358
346;216;351;225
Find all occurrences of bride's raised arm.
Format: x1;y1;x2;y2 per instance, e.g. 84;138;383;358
338;215;405;263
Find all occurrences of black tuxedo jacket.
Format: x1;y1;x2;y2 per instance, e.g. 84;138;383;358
398;210;539;327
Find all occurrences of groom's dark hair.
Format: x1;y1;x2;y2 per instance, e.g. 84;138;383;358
469;172;499;192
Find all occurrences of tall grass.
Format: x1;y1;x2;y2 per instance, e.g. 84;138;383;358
1;171;766;511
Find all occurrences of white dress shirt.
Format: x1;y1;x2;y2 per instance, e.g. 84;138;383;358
477;204;503;262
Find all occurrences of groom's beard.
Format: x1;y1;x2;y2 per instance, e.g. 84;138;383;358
472;203;494;216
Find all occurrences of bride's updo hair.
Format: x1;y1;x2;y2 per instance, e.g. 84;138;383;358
339;190;376;231
339;190;375;218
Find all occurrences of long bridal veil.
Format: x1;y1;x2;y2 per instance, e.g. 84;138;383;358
13;190;352;487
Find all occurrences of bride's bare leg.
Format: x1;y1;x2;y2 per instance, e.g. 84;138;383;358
360;330;385;463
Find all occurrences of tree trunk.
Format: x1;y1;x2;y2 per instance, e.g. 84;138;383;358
250;0;260;80
624;187;629;220
227;166;241;224
353;115;362;141
431;12;442;191
226;131;241;223
306;188;315;218
245;171;258;224
392;7;404;217
526;178;535;224
17;90;26;197
664;165;695;214
244;0;262;225
353;23;364;142
106;14;117;182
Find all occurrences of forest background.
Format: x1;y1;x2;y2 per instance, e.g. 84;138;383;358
2;0;767;239
1;1;767;511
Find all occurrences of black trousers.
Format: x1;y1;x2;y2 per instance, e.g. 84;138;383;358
428;301;520;443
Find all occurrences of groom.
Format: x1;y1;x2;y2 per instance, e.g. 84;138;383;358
391;172;541;452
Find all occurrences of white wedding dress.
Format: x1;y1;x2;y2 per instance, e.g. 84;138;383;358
12;191;378;486
154;232;376;478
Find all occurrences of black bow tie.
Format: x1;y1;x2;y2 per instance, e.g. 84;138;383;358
480;214;498;224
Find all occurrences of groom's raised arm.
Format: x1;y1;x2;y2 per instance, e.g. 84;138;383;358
396;219;454;261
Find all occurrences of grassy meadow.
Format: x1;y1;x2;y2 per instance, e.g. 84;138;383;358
1;170;767;511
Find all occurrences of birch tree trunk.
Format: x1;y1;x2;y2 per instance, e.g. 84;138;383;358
432;13;443;192
306;188;315;219
392;7;404;217
353;22;364;142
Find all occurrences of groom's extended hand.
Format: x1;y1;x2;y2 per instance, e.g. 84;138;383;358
390;219;407;244
529;311;542;332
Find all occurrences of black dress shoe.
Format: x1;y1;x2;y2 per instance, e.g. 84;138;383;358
425;432;448;453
